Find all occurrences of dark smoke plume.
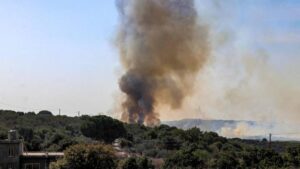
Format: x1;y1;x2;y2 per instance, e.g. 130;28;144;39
116;0;210;126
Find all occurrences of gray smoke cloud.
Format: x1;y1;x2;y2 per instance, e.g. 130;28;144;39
116;0;210;126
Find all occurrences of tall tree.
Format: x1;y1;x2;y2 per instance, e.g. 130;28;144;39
50;144;116;169
81;115;127;143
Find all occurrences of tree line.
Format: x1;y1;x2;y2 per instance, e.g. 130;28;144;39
1;109;300;169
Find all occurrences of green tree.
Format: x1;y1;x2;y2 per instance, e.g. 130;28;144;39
18;127;34;141
214;152;239;169
285;146;300;167
164;148;205;169
81;115;127;143
120;157;139;169
119;157;154;169
161;136;181;150
50;144;116;169
183;127;203;143
137;157;155;169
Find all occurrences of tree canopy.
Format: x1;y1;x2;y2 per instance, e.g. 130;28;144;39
50;144;116;169
80;115;127;143
1;110;300;169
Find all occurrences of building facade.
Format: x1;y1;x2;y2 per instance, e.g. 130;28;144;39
0;130;63;169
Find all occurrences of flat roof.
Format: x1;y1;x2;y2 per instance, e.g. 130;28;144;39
22;152;64;157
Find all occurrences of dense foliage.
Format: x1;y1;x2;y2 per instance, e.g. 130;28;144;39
118;157;155;169
50;144;116;169
1;109;300;168
0;110;84;151
122;125;300;169
80;115;127;143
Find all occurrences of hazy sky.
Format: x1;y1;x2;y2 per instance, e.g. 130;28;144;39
0;0;299;119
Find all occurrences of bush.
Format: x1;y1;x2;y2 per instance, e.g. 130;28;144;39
50;144;116;169
81;115;127;143
119;157;139;169
214;153;239;169
137;157;155;169
119;138;133;148
164;149;205;169
118;157;154;169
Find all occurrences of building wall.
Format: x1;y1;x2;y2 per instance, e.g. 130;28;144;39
20;158;52;169
0;141;23;169
0;131;63;169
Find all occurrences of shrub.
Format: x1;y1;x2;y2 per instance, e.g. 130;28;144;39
81;115;127;143
118;157;154;169
50;144;116;169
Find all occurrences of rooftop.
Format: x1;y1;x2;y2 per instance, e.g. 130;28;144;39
22;152;64;157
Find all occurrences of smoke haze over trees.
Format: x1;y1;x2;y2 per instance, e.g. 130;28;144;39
113;0;300;140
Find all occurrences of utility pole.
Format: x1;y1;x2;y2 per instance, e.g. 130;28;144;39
269;133;272;149
78;111;81;117
59;109;61;116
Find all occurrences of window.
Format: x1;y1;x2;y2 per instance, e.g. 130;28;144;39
24;164;40;169
8;146;16;157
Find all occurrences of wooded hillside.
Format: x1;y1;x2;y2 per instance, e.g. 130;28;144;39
1;110;300;169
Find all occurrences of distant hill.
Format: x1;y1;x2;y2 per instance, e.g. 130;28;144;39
163;118;256;132
163;119;300;141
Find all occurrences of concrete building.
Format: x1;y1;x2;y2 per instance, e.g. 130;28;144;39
0;130;63;169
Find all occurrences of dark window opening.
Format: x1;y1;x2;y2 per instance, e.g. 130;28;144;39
24;164;40;169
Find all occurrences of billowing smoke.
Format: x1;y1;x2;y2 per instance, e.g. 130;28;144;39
116;0;209;125
183;0;300;138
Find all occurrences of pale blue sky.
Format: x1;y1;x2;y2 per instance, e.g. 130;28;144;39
0;0;299;118
0;0;119;115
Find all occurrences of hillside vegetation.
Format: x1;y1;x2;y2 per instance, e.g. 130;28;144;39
1;109;300;169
